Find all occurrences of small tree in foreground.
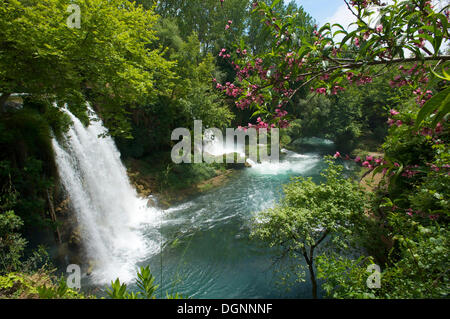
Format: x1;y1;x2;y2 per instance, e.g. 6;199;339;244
251;158;368;298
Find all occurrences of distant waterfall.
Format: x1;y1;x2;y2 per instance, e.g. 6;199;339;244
52;105;160;284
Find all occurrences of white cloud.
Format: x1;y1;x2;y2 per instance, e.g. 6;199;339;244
322;3;356;29
321;3;357;41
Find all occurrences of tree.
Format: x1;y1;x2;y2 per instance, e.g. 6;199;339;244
246;0;315;55
216;0;449;130
150;0;250;53
115;18;235;157
0;210;26;274
317;223;449;299
251;158;368;298
0;0;174;136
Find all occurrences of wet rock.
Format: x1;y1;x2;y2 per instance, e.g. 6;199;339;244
146;197;157;208
68;227;82;251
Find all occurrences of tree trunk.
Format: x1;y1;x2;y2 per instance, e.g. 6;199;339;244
0;93;11;112
308;260;318;299
46;188;62;244
302;247;318;299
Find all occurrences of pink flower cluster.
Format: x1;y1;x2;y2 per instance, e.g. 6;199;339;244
402;165;420;178
232;85;265;110
390;65;429;89
218;48;231;59
419;122;443;137
387;109;403;127
404;208;440;220
314;87;327;95
238;117;276;132
331;85;345;95
275;108;288;118
355;75;373;86
413;88;433;107
426;162;450;173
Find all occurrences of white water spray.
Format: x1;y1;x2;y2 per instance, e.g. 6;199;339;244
52;105;160;284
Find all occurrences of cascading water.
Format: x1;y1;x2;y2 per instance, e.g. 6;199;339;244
52;105;161;284
202;130;245;157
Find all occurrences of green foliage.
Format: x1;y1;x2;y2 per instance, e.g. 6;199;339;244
116;19;234;158
0;183;50;275
0;271;86;299
163;163;222;191
415;85;450;130
316;100;449;299
0;0;174;136
252;158;367;251
317;255;379;299
222;0;448;131
153;0;250;53
106;266;184;299
317;223;449;299
0;210;26;274
136;265;158;299
0;273;40;298
37;276;87;299
251;158;368;297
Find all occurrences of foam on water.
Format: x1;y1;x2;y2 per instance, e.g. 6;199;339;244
249;153;320;175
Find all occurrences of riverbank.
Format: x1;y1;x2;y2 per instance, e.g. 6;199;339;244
125;156;238;208
353;151;385;192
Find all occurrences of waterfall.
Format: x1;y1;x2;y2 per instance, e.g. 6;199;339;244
52;105;160;284
202;129;245;157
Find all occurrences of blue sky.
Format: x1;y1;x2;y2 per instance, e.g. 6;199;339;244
286;0;349;26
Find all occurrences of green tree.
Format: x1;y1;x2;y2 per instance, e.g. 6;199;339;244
0;0;174;136
317;223;449;299
116;19;234;157
0;210;26;274
153;0;250;53
251;158;368;298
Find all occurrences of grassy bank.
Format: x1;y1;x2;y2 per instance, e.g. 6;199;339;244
124;153;238;207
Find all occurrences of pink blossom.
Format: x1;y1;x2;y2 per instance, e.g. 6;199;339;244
390;109;400;116
363;31;370;40
316;87;327;95
387;118;395;127
376;24;383;33
334;151;341;158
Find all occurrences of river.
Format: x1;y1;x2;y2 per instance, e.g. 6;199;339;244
52;107;340;299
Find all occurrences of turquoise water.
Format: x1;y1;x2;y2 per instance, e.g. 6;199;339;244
133;149;332;299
